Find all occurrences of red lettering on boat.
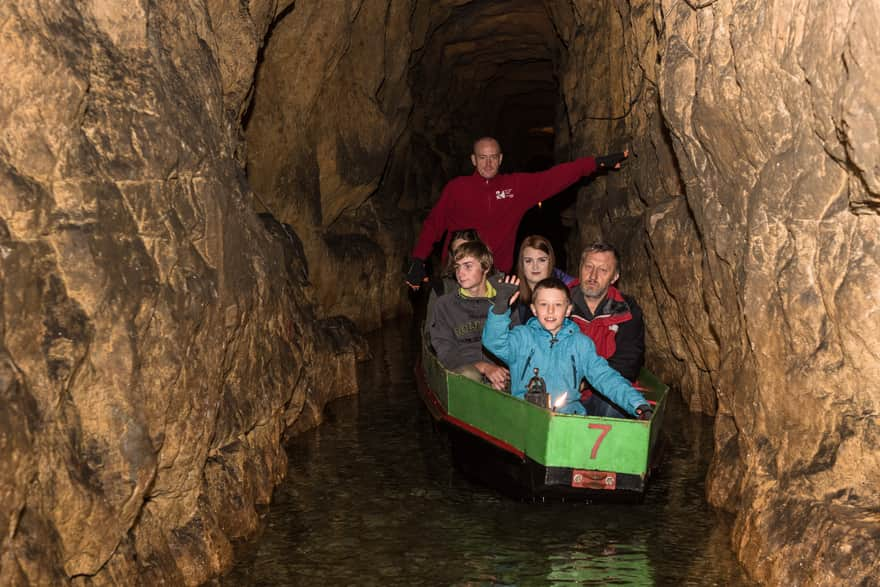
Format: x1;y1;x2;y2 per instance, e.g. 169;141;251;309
588;423;612;459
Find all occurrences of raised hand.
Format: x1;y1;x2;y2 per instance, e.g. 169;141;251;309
492;274;521;314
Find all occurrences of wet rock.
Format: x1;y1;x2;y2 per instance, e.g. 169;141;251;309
4;1;878;585
244;0;415;329
0;2;363;584
555;1;880;584
246;3;880;580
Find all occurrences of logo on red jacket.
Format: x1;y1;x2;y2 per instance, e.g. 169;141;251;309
495;189;514;199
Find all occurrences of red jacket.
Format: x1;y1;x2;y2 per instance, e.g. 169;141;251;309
569;285;645;402
411;157;599;272
569;285;645;380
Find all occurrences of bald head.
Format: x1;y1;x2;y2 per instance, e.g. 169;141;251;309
471;137;503;179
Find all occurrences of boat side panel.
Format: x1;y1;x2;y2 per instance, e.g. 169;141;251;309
422;343;450;411
419;344;669;479
545;415;650;475
637;368;669;405
445;374;551;460
637;367;670;463
445;376;650;475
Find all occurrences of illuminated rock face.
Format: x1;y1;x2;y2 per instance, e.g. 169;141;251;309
554;2;880;585
2;0;877;584
0;2;363;584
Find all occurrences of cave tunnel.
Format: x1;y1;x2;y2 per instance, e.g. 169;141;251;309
1;1;878;585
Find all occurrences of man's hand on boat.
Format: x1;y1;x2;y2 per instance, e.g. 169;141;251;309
475;361;510;391
492;274;520;314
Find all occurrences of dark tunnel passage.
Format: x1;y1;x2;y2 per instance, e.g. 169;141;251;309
407;2;561;169
244;0;598;293
404;1;575;269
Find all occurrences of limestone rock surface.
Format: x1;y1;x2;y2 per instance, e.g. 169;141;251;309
0;2;362;585
550;1;880;584
245;0;418;330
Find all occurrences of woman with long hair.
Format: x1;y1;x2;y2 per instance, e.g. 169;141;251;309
513;235;575;323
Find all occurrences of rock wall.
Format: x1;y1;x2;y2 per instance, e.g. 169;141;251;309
243;0;563;330
244;0;418;331
0;2;363;585
549;1;879;584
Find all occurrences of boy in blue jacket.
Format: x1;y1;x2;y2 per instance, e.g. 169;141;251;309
482;276;652;418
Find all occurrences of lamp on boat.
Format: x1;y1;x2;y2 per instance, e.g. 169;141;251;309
524;368;549;408
552;392;567;413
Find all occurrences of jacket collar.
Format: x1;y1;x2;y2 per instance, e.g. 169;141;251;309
455;273;503;301
572;285;628;319
525;317;579;341
471;171;502;185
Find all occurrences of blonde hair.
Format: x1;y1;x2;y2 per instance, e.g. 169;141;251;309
443;228;482;276
453;241;494;273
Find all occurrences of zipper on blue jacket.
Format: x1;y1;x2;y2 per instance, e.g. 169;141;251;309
520;349;535;381
571;355;578;390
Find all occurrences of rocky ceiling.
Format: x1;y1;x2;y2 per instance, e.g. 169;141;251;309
0;1;877;585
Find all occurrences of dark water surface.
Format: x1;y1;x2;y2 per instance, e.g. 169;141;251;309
221;322;754;586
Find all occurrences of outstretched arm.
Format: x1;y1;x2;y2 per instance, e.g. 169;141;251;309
515;149;629;209
578;336;645;416
595;150;628;169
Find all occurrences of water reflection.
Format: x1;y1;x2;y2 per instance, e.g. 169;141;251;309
221;322;753;586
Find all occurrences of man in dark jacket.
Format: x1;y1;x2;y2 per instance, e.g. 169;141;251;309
569;242;646;417
406;137;627;286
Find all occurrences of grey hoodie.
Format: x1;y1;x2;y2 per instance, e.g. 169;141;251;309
428;273;514;370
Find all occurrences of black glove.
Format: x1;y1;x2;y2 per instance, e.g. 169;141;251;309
635;404;653;421
405;258;426;288
492;280;520;314
596;152;627;169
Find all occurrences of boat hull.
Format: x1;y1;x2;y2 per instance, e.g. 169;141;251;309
416;342;668;501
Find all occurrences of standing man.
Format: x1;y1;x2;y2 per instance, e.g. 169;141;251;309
570;242;646;417
405;137;627;288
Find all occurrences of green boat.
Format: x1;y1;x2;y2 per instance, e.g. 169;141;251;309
415;340;669;501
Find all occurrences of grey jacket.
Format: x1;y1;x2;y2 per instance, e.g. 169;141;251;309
428;274;513;370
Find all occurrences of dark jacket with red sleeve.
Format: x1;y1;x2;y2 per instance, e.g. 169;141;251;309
411;157;599;273
569;285;645;383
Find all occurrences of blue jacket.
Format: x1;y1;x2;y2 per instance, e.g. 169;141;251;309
482;311;646;415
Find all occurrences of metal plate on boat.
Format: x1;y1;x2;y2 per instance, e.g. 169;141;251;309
571;469;616;490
